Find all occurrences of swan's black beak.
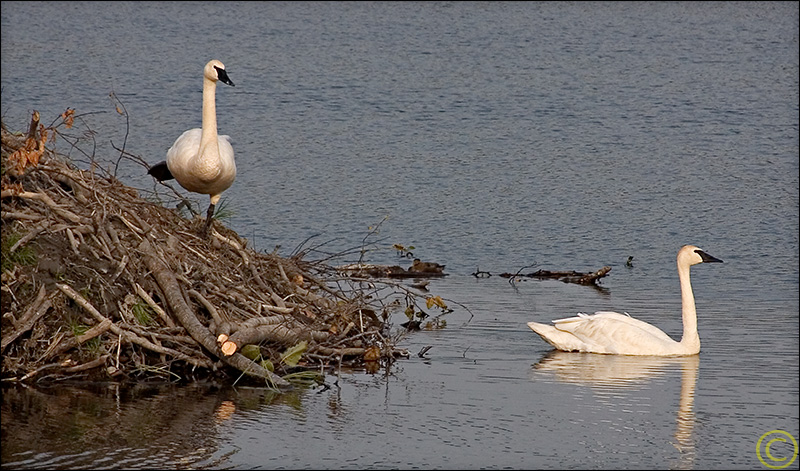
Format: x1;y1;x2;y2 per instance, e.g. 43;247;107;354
697;250;723;263
215;66;235;87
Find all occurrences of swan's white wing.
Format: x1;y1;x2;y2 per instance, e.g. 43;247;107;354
548;311;678;355
555;311;675;343
166;128;202;173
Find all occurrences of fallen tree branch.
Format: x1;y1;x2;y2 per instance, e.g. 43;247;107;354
9;222;48;253
16;191;90;225
63;354;111;373
220;323;330;356
578;266;612;284
44;318;114;360
134;282;175;328
188;289;224;327
56;282;214;370
1;286;52;352
139;238;290;387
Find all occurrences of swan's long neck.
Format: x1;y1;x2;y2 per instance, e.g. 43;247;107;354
200;77;220;153
678;259;700;351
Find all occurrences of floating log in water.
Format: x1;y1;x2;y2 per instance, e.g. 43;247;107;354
499;266;611;285
337;263;448;278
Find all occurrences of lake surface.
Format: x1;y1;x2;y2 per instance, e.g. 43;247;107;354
1;1;798;469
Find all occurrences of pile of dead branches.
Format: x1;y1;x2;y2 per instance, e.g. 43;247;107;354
1;114;411;388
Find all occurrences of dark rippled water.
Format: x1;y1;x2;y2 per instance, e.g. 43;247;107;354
2;2;798;469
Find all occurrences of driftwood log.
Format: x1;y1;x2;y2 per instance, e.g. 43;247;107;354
499;266;612;285
337;263;447;279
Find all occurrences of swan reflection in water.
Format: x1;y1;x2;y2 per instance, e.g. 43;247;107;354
530;351;699;468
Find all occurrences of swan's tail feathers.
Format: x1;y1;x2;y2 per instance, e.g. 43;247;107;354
527;321;582;351
527;322;560;345
527;321;548;334
551;312;588;324
148;161;174;182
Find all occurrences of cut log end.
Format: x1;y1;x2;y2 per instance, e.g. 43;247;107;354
221;340;238;356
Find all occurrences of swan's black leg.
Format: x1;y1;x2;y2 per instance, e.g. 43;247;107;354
201;203;215;237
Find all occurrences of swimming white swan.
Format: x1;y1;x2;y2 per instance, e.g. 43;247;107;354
148;59;235;236
527;245;722;356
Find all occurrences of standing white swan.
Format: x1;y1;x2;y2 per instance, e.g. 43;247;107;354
148;59;235;236
527;245;722;356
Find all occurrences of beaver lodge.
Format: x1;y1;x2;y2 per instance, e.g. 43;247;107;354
1;111;448;389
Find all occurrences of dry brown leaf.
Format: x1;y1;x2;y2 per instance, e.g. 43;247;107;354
39;126;50;146
8;148;42;175
426;296;447;310
1;182;24;194
363;345;381;362
61;108;75;129
8;125;51;174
